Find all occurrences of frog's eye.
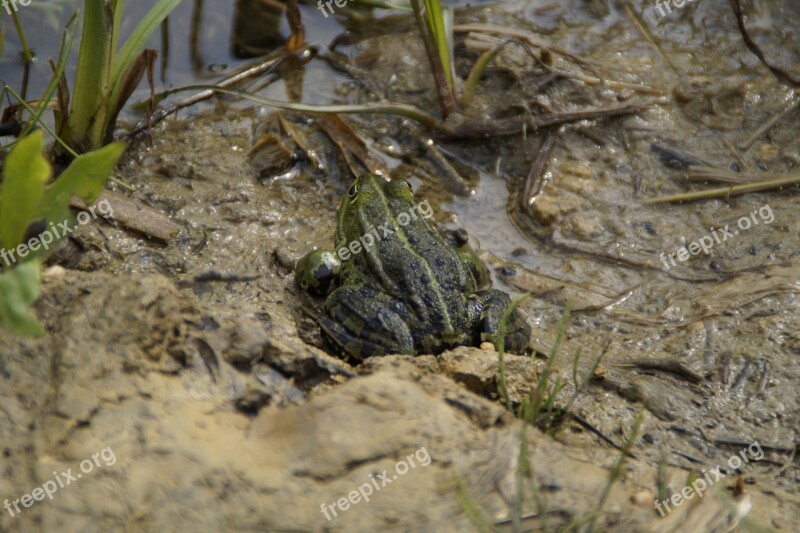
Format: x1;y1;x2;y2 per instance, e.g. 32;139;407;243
403;181;413;192
348;185;358;198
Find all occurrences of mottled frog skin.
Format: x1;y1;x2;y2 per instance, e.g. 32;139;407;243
295;173;530;359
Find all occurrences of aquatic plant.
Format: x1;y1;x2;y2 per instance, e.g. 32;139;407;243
59;0;180;153
4;0;180;154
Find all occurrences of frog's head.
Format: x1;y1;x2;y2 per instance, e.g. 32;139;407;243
336;173;415;242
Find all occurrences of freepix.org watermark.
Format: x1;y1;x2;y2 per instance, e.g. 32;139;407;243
334;199;433;263
317;0;350;18
659;204;773;271
320;446;432;521
654;440;763;517
0;199;113;268
654;0;700;19
4;446;117;518
2;0;31;16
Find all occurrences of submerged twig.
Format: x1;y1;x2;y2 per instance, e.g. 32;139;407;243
624;5;678;76
738;92;800;151
521;131;558;212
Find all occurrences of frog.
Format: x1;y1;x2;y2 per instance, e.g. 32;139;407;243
295;173;530;359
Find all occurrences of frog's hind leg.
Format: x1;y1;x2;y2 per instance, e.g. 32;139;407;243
321;286;415;358
471;289;531;354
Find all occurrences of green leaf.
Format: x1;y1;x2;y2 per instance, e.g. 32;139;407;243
108;0;181;118
40;141;126;226
0;260;44;337
0;130;51;250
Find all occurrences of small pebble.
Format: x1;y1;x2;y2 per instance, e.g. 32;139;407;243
274;247;296;269
42;265;66;282
630;490;654;506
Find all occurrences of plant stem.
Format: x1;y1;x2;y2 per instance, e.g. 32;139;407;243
10;8;32;64
158;85;442;129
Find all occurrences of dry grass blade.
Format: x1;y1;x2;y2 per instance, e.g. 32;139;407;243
285;0;305;52
455;23;595;67
106;49;157;144
643;172;800;203
315;114;391;176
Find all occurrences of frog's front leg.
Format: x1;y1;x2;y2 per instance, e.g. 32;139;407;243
468;289;531;354
320;286;415;359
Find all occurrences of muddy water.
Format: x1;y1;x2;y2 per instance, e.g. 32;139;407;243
1;0;799;531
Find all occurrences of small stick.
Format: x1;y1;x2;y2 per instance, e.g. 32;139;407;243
642;173;800;203
71;190;179;242
719;133;751;171
758;361;770;393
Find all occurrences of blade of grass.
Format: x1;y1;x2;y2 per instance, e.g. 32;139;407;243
111;0;125;63
495;292;532;413
427;1;454;89
454;479;496;533
108;0;181;118
521;303;571;425
589;409;644;531
68;0;114;151
4;85;78;159
411;0;458;117
17;13;78;142
462;41;506;107
9;6;32;63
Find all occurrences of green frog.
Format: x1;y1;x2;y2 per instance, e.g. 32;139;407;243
295;173;530;359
